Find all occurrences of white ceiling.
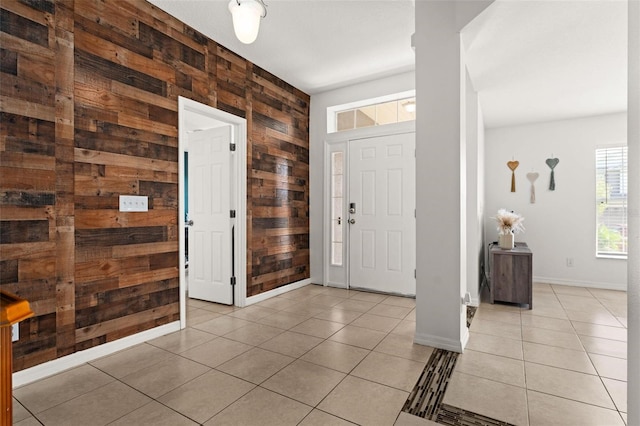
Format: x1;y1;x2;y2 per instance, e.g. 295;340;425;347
149;0;416;94
149;0;628;129
463;0;628;128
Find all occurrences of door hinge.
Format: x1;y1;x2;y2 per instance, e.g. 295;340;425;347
414;269;417;279
230;143;236;152
230;276;236;286
414;209;416;218
230;210;236;218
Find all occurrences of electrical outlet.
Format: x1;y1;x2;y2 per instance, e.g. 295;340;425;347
566;257;574;267
119;195;148;212
11;323;19;342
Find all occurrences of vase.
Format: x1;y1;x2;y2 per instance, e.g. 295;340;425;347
498;231;514;249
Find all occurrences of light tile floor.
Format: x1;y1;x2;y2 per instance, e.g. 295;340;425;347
445;282;628;426
12;283;628;425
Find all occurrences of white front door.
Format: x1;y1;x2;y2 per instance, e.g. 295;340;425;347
348;132;416;295
188;127;234;304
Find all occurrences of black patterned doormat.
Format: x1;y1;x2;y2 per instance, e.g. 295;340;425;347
436;404;515;426
401;348;459;419
466;306;477;328
402;306;515;426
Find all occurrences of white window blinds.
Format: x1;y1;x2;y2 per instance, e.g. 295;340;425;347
595;146;628;258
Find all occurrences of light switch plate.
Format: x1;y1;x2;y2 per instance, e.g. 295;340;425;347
119;195;148;212
12;323;19;342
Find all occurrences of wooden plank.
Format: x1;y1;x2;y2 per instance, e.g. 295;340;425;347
0;259;18;284
74;27;177;84
117;267;178;289
0;0;52;26
75;209;177;229
75;148;178;173
76;286;178;328
0;71;54;106
0;95;55;121
74;49;167;97
74;82;151;122
0;8;49;47
75;257;151;283
110;80;177;112
74;13;153;59
0;220;49;243
0;47;18;75
75;246;113;263
117;113;177;138
75;303;177;343
75;226;168;248
112;241;177;258
0;151;55;170
139;181;177;208
0;191;55;207
0;166;55;191
15;50;54;85
74;0;139;38
73;195;119;210
0;32;54;59
54;0;77;356
17;256;55;280
264;127;308;149
74;175;139;197
104;165;177;184
0;205;53;220
92;120;177;148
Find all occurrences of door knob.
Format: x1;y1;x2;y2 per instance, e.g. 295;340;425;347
187;220;194;226
348;218;356;224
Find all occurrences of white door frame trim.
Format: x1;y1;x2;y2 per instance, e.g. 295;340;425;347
323;121;416;288
178;96;248;329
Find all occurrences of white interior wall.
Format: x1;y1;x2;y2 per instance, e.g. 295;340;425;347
484;113;627;290
477;98;486;298
465;69;485;305
309;72;416;284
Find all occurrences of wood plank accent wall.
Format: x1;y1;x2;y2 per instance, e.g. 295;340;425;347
0;0;310;371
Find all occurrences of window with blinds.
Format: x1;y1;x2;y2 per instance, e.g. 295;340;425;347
595;146;628;258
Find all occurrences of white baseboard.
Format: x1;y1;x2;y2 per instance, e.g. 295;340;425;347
533;276;626;292
414;330;467;353
13;321;180;388
245;278;312;306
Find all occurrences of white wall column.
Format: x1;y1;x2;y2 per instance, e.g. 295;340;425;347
627;0;639;424
414;1;491;352
465;70;483;305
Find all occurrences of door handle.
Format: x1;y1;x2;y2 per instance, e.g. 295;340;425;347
348;218;356;224
187;220;194;226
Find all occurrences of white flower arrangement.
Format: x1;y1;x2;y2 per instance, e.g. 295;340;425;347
494;209;525;235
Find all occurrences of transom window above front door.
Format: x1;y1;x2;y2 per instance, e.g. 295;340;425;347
327;91;416;133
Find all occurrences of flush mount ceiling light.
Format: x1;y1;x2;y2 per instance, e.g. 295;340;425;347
228;0;267;44
403;100;416;113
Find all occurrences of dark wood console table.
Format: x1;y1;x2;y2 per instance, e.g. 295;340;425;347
489;242;533;309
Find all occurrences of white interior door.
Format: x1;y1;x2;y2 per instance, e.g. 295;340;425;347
348;132;416;295
188;127;233;304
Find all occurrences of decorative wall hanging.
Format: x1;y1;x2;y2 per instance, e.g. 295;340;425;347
507;160;519;192
545;157;559;190
526;172;539;204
